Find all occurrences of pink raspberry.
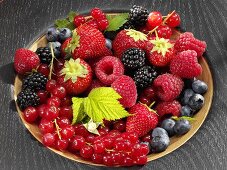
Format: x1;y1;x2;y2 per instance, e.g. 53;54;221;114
170;50;202;78
111;75;137;108
84;79;105;96
156;100;181;118
153;73;184;101
95;56;124;85
174;32;207;57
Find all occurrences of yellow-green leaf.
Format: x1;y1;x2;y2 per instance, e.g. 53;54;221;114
106;13;129;31
72;97;85;124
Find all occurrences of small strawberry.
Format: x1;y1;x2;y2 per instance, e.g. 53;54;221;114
63;25;112;60
170;50;202;78
57;58;92;95
14;48;40;74
126;103;158;137
112;29;153;58
148;38;176;67
61;37;72;58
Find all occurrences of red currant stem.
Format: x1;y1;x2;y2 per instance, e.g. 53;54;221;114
154;30;159;39
147;26;159;35
162;10;175;24
149;101;155;108
48;43;55;80
54;119;62;140
86;142;92;146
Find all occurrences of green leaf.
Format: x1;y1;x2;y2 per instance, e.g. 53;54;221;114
172;116;196;122
55;19;70;28
68;11;78;22
83;87;130;122
72;98;85;124
106;13;129;31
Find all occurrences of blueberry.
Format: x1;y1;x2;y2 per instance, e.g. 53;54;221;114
192;80;208;94
105;38;112;50
180;105;194;117
151;127;169;138
46;27;59;42
58;28;72;42
150;135;170;153
188;94;204;111
161;119;176;137
181;89;195;105
173;119;191;135
47;42;61;58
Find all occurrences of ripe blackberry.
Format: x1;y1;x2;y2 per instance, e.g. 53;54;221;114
120;20;136;30
129;5;149;27
36;47;52;64
17;89;40;110
133;65;158;88
122;48;146;70
22;72;48;91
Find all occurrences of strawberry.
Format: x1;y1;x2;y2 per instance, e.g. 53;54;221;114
126;103;158;137
63;25;112;60
57;58;92;95
148;38;176;67
61;38;72;58
14;48;40;74
112;29;153;58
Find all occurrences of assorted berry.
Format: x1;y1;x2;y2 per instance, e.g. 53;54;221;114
14;6;209;167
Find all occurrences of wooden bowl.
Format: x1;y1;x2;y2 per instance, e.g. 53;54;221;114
14;15;213;166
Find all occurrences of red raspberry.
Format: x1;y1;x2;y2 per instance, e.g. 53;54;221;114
73;15;86;27
111;75;137;108
156;100;181;117
153;73;184;101
84;79;105;95
170;50;202;78
95;56;124;85
90;8;104;19
174;32;207;57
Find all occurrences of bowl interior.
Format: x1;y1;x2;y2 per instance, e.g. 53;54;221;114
14;14;213;166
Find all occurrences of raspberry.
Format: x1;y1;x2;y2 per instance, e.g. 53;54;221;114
170;50;202;78
95;56;124;85
156;100;181;117
153;73;184;101
111;75;137;108
174;32;207;57
73;15;86;27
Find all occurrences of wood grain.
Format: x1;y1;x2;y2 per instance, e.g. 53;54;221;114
1;0;227;170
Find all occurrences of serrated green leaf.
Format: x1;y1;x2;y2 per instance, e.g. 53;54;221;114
68;11;78;22
106;13;129;31
172;116;196;122
72;98;85;124
83;87;130;122
55;19;70;28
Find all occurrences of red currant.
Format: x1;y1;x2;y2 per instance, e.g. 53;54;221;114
39;118;55;134
74;124;90;137
73;15;86;27
143;86;155;99
23;107;38;123
102;137;114;149
90;8;104;19
53;58;64;73
55;139;68;150
122;132;138;144
80;145;94;159
134;155;147;165
43;105;59;121
60;125;75;140
70;135;85;150
47;96;61;107
42;133;55;147
166;12;181;27
46;80;57;93
123;157;134;166
60;96;72;107
157;25;172;39
37;104;47;118
57;117;71;128
139;96;151;106
103;154;114;166
37;64;50;77
93;142;105;154
141;134;151;142
52;86;66;99
37;90;49;104
97;19;109;31
140;143;150;155
113;120;126;132
91;153;103;164
147;11;163;28
86;134;96;144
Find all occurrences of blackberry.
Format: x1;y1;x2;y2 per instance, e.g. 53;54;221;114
133;65;158;88
17;89;40;110
129;5;149;28
22;72;48;91
36;47;52;64
121;48;146;70
120;20;136;30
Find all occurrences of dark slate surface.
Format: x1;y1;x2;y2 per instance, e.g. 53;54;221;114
0;0;227;169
